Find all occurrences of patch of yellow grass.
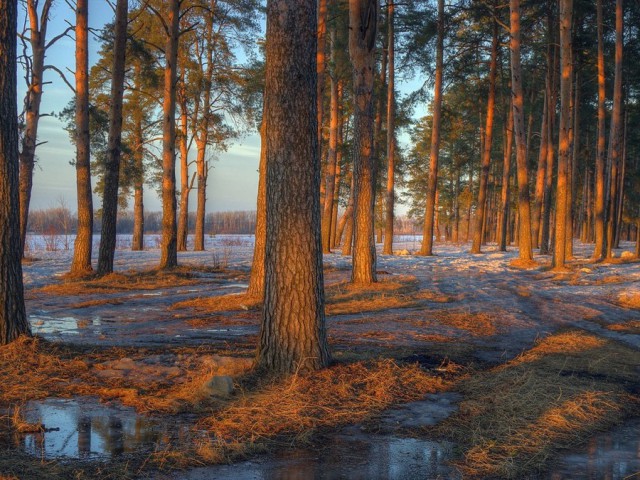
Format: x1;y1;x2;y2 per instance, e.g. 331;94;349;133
607;320;640;334
173;293;261;312
618;291;640;309
436;330;639;478
193;359;444;461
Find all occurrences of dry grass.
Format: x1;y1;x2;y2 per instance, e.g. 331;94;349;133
434;330;639;478
607;320;640;334
172;275;449;317
30;267;226;297
173;293;261;312
431;311;498;336
0;336;252;414
192;359;445;463
65;298;126;309
617;290;640;309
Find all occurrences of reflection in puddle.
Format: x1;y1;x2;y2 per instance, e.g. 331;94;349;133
22;397;178;458
29;315;102;336
548;419;640;479
172;434;458;480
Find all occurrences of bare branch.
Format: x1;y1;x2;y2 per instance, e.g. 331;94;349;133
44;64;76;92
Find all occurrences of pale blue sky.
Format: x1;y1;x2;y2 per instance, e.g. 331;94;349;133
18;1;261;214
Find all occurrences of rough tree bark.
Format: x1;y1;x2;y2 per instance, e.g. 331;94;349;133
553;0;572;270
97;0;128;275
70;0;93;275
255;0;330;374
471;16;498;255
349;0;378;284
159;0;180;269
509;0;534;263
382;0;396;256
0;0;31;344
420;0;444;256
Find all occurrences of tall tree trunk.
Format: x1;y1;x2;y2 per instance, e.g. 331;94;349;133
341;173;355;255
177;93;192;252
349;0;378;284
540;44;557;255
498;104;514;251
159;0;180;270
509;0;534;263
131;101;144;251
70;0;93;274
19;0;51;257
0;0;30;344
330;104;344;250
420;0;444;256
97;0;128;275
321;27;339;253
317;0;328;153
553;0;572;269
247;117;267;298
471;17;498;254
193;9;215;252
532;90;548;248
605;0;623;260
382;0;396;256
593;0;607;260
256;0;329;374
567;72;580;258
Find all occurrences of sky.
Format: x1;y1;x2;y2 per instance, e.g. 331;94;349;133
19;2;420;216
18;2;261;214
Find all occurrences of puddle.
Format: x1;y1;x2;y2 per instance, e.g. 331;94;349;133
20;397;180;459
166;434;458;480
29;315;101;336
547;419;640;479
220;283;249;289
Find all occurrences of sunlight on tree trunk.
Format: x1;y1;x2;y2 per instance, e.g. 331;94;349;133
256;0;329;374
349;0;378;284
70;0;93;275
420;0;443;257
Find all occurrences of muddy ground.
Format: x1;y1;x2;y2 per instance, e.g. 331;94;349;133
2;235;639;479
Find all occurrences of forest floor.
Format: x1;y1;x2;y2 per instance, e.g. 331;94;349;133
1;235;639;479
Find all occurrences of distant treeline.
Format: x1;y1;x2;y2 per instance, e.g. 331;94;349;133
27;207;420;236
27;208;258;235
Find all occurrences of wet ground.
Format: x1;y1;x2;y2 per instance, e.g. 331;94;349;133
8;236;640;478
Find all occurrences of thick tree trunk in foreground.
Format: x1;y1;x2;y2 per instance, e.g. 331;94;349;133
349;0;378;284
471;18;498;254
70;0;93;274
509;0;534;263
593;0;606;261
159;0;180;269
256;0;329;374
382;0;396;256
553;0;572;270
605;0;623;260
420;0;444;256
0;0;30;344
97;0;128;275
